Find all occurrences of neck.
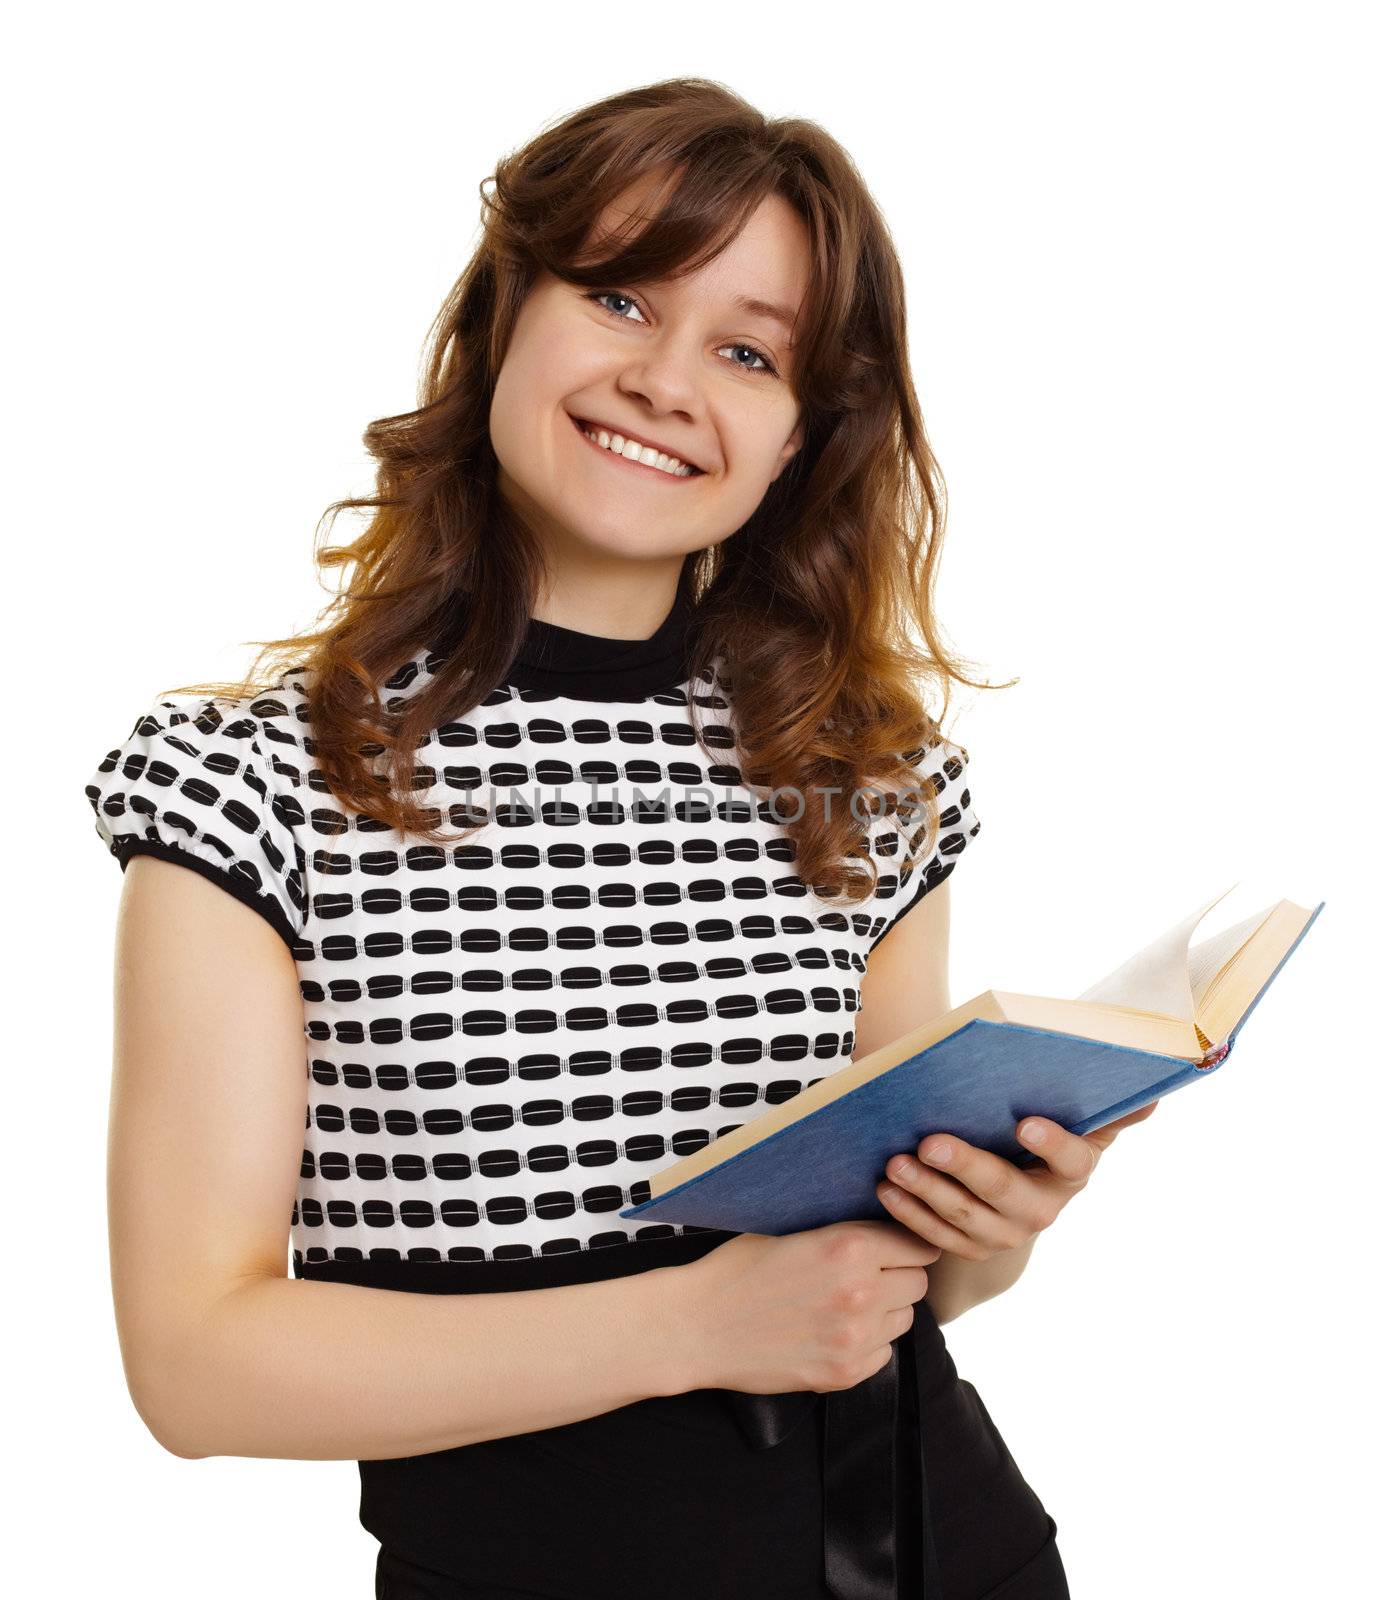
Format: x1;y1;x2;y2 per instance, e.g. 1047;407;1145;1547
528;556;689;641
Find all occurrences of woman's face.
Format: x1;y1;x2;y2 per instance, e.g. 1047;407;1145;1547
489;181;808;573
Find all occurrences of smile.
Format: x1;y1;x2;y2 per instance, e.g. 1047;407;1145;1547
569;413;704;479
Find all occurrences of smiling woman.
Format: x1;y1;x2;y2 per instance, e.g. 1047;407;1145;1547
487;177;810;573
82;76;1051;1600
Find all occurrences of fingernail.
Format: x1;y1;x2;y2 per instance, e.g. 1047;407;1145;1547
1022;1122;1045;1143
923;1143;951;1164
890;1156;917;1180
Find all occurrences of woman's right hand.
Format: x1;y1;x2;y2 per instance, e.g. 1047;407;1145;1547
675;1221;942;1396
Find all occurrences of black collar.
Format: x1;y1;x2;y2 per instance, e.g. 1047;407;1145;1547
433;584;697;702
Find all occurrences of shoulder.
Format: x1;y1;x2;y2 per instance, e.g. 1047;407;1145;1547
870;733;979;848
865;732;982;950
82;669;313;951
893;732;974;801
95;672;310;811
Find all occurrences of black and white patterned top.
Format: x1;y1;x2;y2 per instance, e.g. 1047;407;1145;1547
82;588;980;1272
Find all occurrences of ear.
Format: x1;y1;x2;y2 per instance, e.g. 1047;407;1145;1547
770;415;806;483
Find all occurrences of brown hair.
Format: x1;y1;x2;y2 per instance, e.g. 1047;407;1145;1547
167;76;1008;903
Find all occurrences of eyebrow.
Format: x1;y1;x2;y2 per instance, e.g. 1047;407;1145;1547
733;295;800;344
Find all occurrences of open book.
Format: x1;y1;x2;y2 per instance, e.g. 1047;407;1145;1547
619;887;1325;1234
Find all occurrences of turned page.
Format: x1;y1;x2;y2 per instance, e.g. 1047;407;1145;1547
1074;885;1241;1020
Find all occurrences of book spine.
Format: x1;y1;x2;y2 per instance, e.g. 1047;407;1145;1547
1195;1040;1232;1071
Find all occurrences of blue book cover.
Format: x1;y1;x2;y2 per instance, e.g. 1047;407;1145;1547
619;892;1325;1235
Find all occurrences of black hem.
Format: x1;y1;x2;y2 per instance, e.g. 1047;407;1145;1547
111;837;301;954
293;1227;738;1294
866;858;958;954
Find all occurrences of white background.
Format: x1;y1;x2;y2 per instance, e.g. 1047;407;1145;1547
8;2;1379;1594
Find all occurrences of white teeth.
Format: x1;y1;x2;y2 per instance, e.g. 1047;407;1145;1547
581;423;694;476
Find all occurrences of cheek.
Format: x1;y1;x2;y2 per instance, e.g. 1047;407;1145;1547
724;399;799;486
488;368;553;486
731;377;798;441
490;322;604;458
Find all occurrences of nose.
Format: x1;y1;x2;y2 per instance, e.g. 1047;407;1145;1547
614;332;704;421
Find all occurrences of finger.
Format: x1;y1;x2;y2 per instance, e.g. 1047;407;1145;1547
876;1178;987;1257
1102;1100;1160;1132
1123;1098;1160;1124
1083;1099;1161;1153
1016;1117;1099;1183
880;1150;1033;1251
857;1217;945;1267
910;1134;1054;1232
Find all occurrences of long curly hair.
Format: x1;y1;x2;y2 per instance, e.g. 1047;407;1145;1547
166;76;1009;904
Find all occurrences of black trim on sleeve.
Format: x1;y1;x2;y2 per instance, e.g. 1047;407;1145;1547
112;837;301;955
866;857;958;955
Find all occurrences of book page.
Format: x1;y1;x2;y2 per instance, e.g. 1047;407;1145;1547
1188;905;1277;1007
1075;884;1239;1018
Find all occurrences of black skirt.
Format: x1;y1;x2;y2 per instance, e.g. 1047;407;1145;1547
299;1231;1068;1600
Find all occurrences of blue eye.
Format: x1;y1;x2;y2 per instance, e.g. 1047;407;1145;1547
590;290;643;323
721;343;774;374
584;291;779;378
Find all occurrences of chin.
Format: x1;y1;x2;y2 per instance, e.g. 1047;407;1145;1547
548;508;692;563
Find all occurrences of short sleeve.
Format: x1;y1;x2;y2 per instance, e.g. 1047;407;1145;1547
867;736;981;952
82;695;309;953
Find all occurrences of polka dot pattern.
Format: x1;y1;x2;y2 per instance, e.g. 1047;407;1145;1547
83;637;980;1267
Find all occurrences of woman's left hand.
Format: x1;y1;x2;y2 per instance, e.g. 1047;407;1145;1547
874;1100;1161;1261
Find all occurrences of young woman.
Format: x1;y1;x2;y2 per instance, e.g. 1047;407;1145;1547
85;78;1154;1600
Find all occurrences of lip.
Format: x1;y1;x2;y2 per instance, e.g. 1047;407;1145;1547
568;412;707;477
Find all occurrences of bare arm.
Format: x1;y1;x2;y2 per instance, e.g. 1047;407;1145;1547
856;879;1038;1326
924;1238;1037;1325
108;858;702;1462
